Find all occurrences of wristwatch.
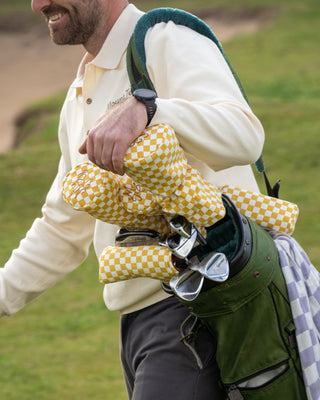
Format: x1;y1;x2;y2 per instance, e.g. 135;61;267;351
133;88;157;126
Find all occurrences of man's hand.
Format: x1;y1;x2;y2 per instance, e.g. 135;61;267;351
79;96;148;175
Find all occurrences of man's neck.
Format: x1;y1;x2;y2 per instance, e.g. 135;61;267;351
85;0;129;58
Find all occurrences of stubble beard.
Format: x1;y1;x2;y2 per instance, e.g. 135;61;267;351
48;1;103;46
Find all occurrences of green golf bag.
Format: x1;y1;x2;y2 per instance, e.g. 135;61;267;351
176;196;307;399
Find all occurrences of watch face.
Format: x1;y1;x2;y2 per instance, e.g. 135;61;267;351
134;88;157;100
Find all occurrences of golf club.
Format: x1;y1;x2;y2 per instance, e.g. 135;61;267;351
169;215;207;246
189;252;229;282
161;226;198;259
169;268;205;301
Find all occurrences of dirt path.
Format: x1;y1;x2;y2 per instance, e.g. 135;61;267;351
0;8;275;154
0;28;83;153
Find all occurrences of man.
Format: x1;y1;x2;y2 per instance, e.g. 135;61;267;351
0;0;264;398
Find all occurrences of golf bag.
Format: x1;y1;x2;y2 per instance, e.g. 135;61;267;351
175;196;307;399
126;8;308;399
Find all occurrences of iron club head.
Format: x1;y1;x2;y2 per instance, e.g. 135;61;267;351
164;226;198;259
169;268;204;301
190;252;229;282
169;215;192;238
169;215;207;246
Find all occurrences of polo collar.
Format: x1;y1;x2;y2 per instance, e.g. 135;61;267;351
72;4;143;90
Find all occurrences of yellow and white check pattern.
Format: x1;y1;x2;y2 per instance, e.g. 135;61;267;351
221;185;299;234
61;124;300;287
159;166;225;226
61;161;170;235
124;124;226;227
62;124;226;231
125;124;187;196
99;245;176;284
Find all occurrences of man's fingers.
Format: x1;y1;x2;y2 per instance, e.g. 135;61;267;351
92;133;104;168
78;128;131;175
110;135;134;175
78;137;88;154
77;97;147;173
111;152;125;175
85;132;100;167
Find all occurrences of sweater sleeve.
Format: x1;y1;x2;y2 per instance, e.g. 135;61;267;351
146;21;264;171
0;108;95;317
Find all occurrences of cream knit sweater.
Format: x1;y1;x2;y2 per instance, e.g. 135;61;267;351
0;4;264;316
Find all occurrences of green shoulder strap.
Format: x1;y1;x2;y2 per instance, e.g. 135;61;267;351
126;8;278;196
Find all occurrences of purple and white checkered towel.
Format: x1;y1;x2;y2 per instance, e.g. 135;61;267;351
271;231;320;400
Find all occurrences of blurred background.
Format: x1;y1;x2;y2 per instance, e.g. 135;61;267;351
0;0;319;399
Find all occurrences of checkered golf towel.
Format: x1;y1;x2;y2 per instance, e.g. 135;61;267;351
271;231;320;400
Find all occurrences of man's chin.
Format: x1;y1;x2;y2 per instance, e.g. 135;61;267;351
49;27;85;46
49;31;73;45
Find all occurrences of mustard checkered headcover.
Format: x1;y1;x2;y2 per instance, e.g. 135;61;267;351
124;124;226;227
61;161;170;235
125;124;187;196
99;245;176;284
62;124;226;231
61;123;300;287
221;185;299;234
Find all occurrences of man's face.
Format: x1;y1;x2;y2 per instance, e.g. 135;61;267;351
32;0;104;46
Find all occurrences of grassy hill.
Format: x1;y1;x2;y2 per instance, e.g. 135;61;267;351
0;0;319;398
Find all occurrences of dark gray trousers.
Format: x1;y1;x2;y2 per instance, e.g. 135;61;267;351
120;296;223;400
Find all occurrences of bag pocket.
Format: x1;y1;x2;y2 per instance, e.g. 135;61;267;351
225;359;307;400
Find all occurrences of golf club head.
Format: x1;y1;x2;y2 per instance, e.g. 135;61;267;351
115;227;161;247
169;215;207;246
190;252;229;282
165;226;198;259
169;215;192;238
169;268;204;301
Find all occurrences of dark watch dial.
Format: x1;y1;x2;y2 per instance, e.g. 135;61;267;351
133;89;157;126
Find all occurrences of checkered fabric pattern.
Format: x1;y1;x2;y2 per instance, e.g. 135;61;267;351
271;231;320;400
61;161;170;235
124;124;225;227
62;124;226;231
99;245;176;284
118;174;162;215
160;166;225;226
124;124;187;196
221;185;299;234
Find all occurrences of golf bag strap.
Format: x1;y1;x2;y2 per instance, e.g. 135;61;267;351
126;7;277;196
126;8;247;97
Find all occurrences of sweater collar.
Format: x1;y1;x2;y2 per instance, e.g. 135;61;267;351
73;3;143;86
93;4;143;69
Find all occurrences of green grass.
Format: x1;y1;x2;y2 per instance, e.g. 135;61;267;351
1;0;320;398
0;273;124;400
221;0;320;261
0;94;127;399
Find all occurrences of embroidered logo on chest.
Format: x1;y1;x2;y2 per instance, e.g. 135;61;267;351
107;88;132;109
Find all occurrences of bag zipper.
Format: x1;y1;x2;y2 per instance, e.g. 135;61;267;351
227;385;244;400
226;359;289;396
